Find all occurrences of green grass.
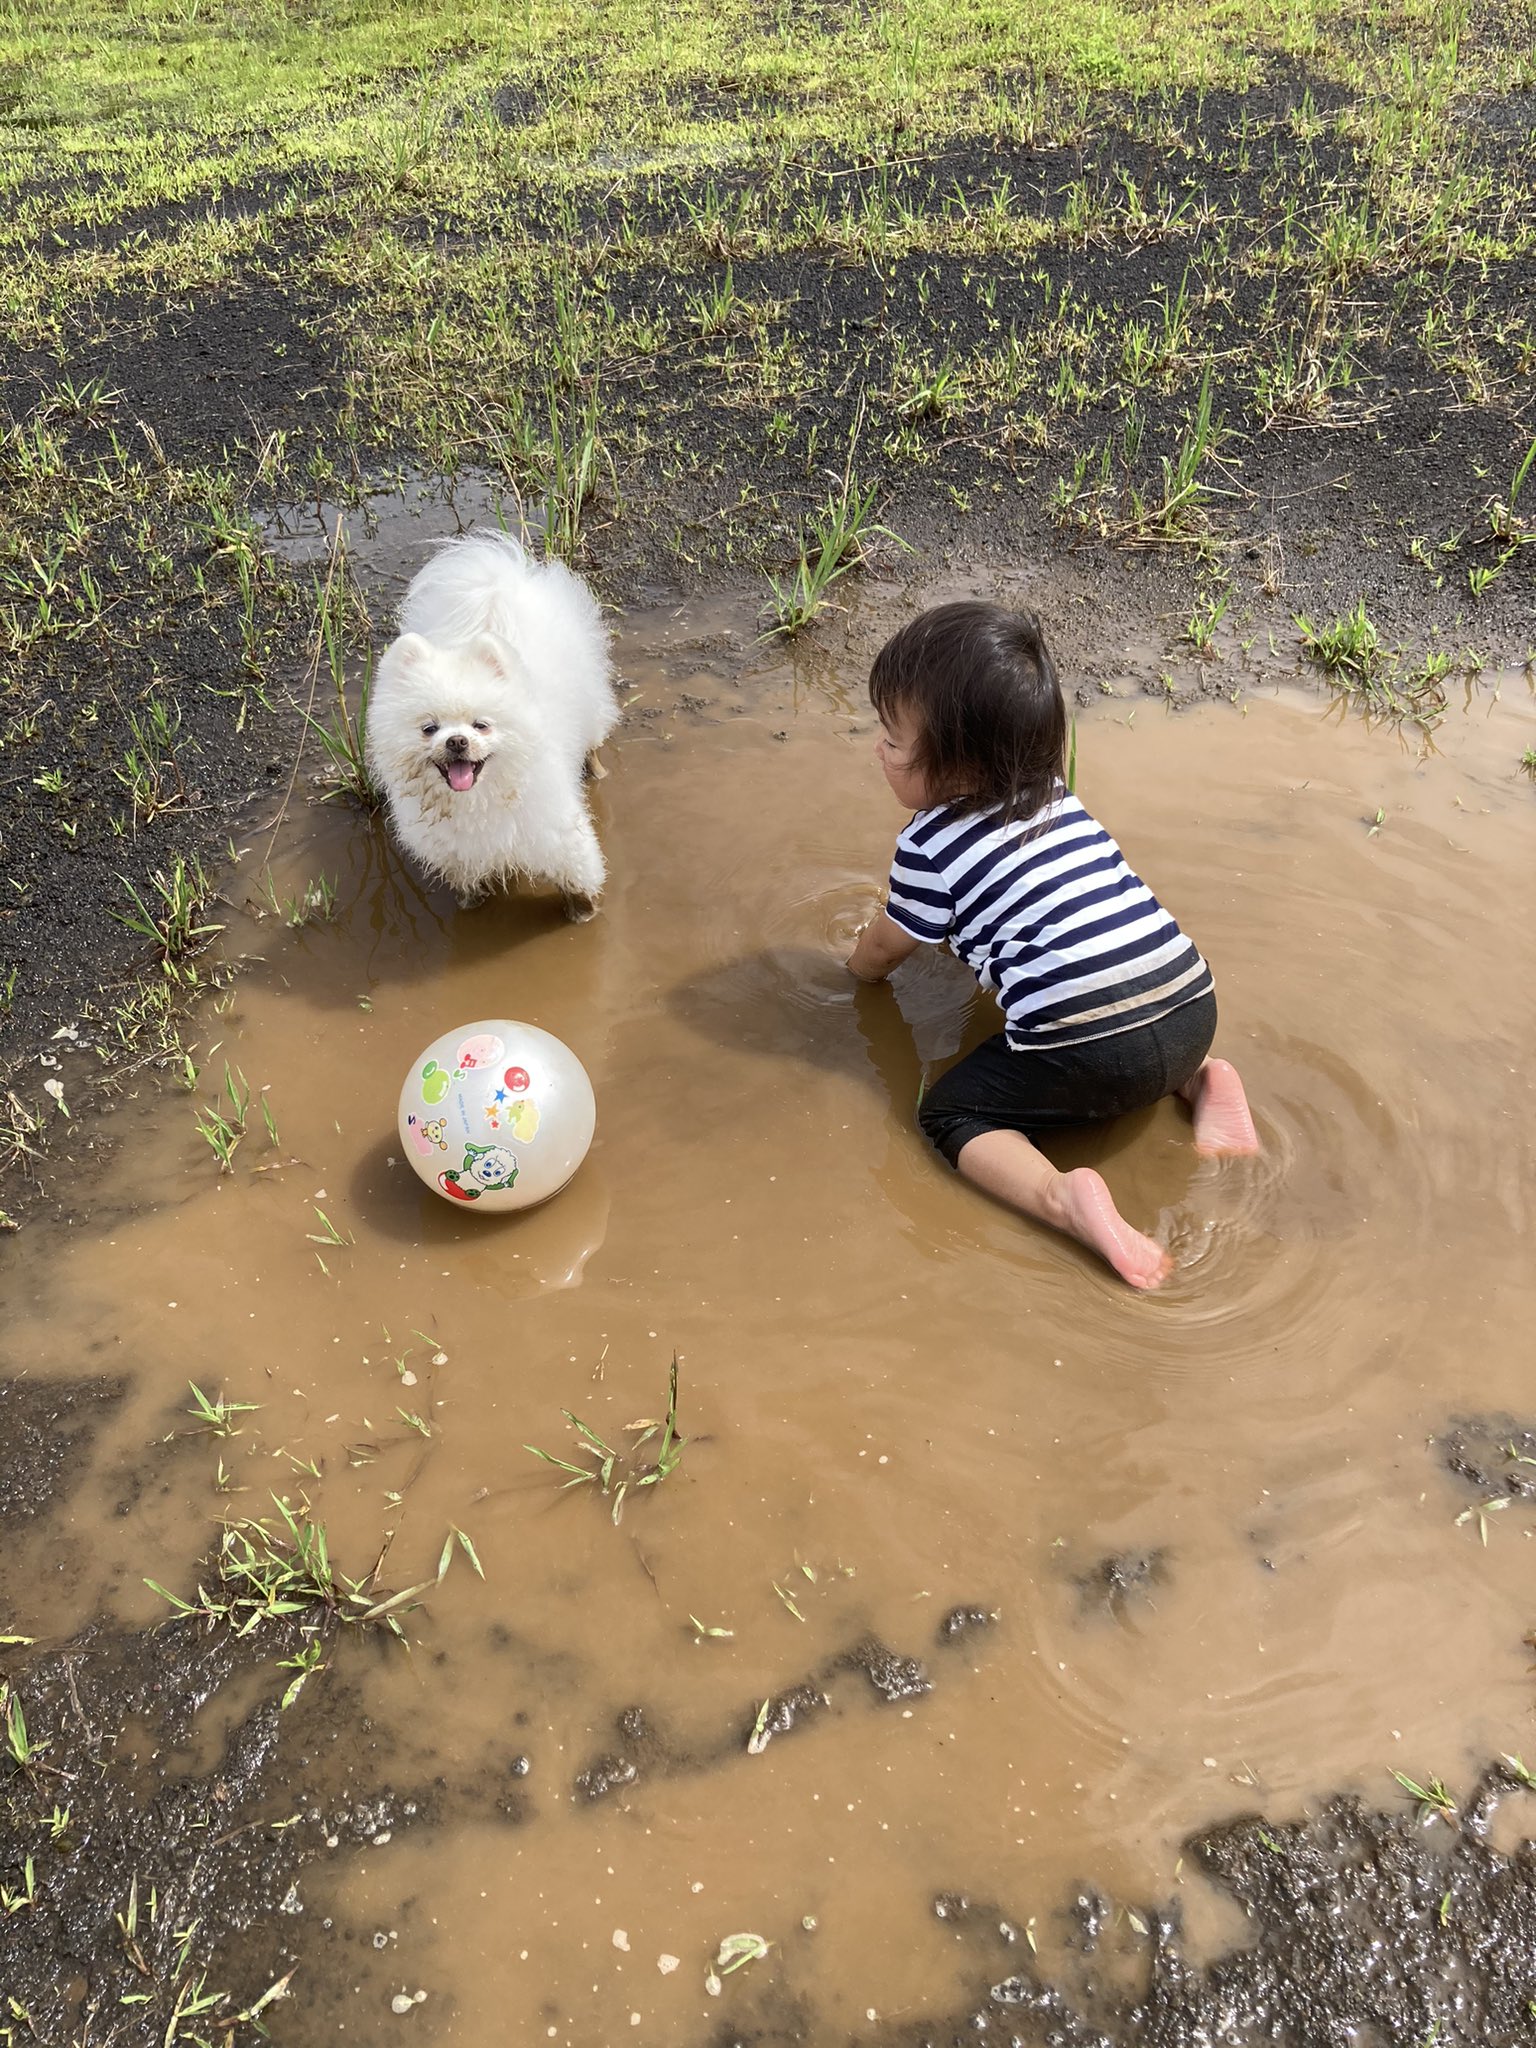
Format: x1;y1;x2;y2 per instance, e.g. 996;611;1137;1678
255;868;338;926
1390;1768;1457;1822
1;1680;45;1770
145;1493;482;1647
1048;363;1235;542
191;1062;277;1172
763;410;908;634
524;1353;688;1524
1485;433;1536;546
302;558;379;807
764;472;903;635
12;0;1512;190
111;855;224;965
1295;600;1457;723
1296;598;1386;685
1185;585;1230;652
185;1381;261;1437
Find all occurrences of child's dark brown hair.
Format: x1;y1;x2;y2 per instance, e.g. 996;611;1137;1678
868;600;1065;822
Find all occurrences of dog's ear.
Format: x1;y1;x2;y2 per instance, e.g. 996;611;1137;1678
385;631;433;673
469;634;526;685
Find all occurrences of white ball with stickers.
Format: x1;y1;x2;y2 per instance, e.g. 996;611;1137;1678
398;1019;596;1212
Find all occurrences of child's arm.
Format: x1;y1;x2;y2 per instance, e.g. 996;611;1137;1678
847;909;923;983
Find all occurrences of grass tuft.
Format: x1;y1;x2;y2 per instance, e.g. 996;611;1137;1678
1296;599;1386;686
111;856;223;966
145;1494;483;1652
524;1353;688;1524
764;413;908;635
303;564;379;807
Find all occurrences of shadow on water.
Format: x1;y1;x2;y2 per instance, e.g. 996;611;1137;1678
347;1127;611;1292
666;936;1169;1193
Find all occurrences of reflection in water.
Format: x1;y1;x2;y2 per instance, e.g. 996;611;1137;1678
4;601;1534;2045
255;469;525;602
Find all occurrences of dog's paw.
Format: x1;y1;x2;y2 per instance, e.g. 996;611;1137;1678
562;891;599;924
456;888;489;911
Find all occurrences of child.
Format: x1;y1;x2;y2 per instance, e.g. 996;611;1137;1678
846;601;1258;1290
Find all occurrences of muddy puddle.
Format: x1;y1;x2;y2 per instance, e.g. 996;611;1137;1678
4;565;1535;2045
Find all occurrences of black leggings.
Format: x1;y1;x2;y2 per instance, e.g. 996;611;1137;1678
918;991;1218;1166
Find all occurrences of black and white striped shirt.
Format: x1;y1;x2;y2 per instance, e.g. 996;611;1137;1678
884;790;1213;1050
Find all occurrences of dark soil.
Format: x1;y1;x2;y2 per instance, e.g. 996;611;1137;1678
0;367;317;1188
678;1769;1536;2047
0;1373;127;1529
0;1585;527;2044
936;1606;997;1643
572;1625;961;1799
876;1762;1536;2048
840;1635;933;1702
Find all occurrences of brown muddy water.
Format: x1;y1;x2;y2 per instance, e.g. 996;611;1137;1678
5;565;1536;2044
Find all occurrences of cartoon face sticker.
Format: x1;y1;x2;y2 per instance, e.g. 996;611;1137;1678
455;1033;505;1077
505;1065;530;1094
419;1059;450;1106
484;1096;540;1140
406;1113;449;1157
437;1142;519;1202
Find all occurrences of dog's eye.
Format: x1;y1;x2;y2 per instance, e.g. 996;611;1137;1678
421;722;438;738
471;720;490;734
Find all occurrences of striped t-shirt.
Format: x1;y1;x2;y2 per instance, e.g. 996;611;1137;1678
884;790;1213;1050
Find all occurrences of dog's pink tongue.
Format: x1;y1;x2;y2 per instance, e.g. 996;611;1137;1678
446;761;477;792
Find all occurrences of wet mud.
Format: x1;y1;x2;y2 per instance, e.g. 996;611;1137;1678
1438;1416;1536;1501
1075;1550;1168;1616
894;1763;1536;2048
2;583;1534;2045
0;1604;527;2045
0;1373;126;1528
573;1630;951;1797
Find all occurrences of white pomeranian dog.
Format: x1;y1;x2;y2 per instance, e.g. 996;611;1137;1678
366;532;619;918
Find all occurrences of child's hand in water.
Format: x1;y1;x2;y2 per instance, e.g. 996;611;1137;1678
846;924;882;982
847;908;923;983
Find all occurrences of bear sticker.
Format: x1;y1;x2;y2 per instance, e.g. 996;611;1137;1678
406;1113;450;1157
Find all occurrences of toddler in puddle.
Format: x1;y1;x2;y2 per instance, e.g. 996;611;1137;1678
847;600;1259;1289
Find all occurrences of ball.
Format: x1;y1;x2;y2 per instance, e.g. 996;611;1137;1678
398;1019;596;1212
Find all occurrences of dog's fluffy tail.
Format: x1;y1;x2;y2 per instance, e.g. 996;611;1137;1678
399;529;551;648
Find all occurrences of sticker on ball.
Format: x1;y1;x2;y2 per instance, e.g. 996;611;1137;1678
398;1019;596;1212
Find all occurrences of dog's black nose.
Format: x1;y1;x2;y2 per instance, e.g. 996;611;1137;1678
443;733;469;757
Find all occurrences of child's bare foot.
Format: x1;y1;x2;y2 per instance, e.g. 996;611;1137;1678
1180;1058;1261;1156
1053;1167;1172;1290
